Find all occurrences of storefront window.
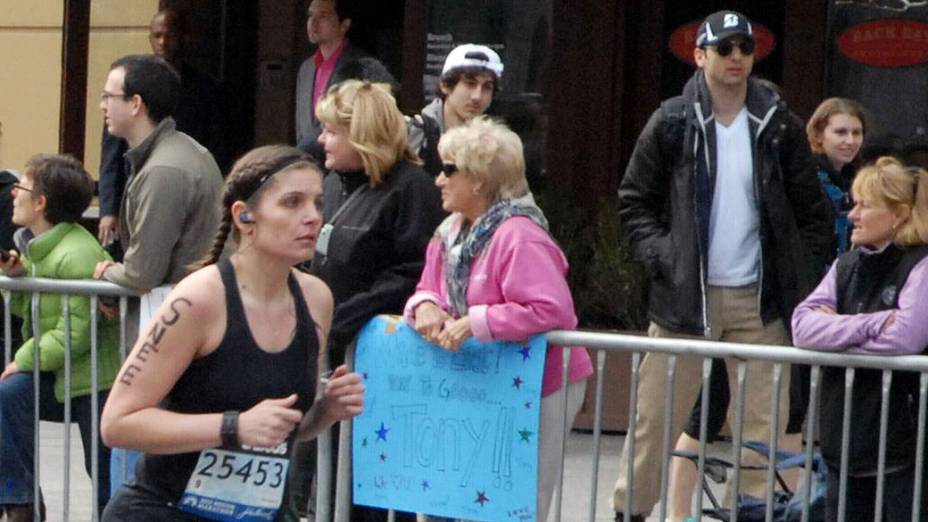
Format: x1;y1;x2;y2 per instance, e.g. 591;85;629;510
826;0;928;158
424;0;552;188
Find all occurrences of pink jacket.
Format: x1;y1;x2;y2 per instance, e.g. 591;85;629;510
404;215;593;397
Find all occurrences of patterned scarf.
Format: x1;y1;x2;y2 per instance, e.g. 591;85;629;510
441;194;549;317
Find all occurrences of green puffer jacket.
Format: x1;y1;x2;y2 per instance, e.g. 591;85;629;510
12;222;121;401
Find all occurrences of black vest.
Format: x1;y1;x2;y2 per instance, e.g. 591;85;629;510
819;244;928;472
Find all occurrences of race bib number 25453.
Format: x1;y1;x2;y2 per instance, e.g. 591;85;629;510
179;447;290;522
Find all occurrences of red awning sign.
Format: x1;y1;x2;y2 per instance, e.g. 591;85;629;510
838;19;928;68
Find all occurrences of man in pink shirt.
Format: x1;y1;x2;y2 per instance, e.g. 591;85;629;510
294;0;396;155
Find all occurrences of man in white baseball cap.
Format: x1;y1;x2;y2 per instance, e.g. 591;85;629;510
408;43;504;177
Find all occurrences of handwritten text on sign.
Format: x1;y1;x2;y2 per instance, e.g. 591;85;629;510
352;316;547;522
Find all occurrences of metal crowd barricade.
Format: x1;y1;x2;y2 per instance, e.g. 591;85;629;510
326;329;928;522
0;275;140;522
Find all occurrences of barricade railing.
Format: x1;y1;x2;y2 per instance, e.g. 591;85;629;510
6;272;923;522
329;329;928;522
0;275;140;522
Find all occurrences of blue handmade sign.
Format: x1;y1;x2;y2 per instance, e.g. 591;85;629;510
352;315;547;522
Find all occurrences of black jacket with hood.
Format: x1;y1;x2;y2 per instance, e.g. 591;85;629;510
618;71;832;336
310;160;443;362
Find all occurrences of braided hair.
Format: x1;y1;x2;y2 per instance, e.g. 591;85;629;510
190;145;320;271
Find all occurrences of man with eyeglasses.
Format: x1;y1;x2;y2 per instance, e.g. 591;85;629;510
94;54;221;305
612;10;831;521
97;8;225;260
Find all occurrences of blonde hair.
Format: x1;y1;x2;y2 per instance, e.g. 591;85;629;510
437;116;528;201
806;97;867;155
314;80;418;186
852;156;928;247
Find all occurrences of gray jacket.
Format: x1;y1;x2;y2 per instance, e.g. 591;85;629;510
107;118;222;290
295;43;396;145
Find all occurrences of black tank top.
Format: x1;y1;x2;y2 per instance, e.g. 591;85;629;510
133;257;318;505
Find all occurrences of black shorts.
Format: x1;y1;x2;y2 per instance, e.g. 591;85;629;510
683;360;809;441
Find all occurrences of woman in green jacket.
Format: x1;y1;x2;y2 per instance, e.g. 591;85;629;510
0;154;120;521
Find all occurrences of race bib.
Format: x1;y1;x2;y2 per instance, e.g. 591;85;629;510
178;444;290;521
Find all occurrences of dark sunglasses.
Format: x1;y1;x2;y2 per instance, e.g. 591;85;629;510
441;162;459;176
705;38;755;57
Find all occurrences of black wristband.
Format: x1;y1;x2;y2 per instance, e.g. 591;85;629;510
221;410;239;449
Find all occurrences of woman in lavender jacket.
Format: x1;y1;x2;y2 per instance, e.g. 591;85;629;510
404;117;593;522
792;156;928;522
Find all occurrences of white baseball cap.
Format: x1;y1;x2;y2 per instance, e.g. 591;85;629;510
441;44;504;79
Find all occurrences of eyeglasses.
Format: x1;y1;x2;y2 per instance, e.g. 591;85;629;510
441;162;459;176
100;91;128;103
13;184;32;193
704;38;755;57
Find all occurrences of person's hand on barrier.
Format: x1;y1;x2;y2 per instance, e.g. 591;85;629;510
94;260;115;280
238;394;304;448
320;364;365;424
0;361;19;381
437;316;472;352
98;215;119;246
414;301;449;344
0;250;24;277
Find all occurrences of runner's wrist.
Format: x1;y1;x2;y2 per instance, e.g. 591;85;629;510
221;410;239;448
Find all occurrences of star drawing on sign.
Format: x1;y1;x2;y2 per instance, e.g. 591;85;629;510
518;346;531;361
518;428;534;443
475;490;489;506
379;452;387;462
421;480;430;491
362;437;368;447
512;376;523;389
375;422;390;442
524;401;532;409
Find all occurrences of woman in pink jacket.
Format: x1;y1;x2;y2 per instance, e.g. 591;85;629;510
404;116;593;522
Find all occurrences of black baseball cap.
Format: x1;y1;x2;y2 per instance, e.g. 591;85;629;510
695;10;754;48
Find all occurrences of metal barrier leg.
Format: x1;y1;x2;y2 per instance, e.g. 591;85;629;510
31;291;41;522
90;295;100;522
334;343;356;522
587;350;606;522
63;298;73;522
838;368;855;522
913;373;928;522
656;355;678;522
728;361;747;522
693;357;713;521
764;363;785;522
873;371;892;522
316;355;333;522
621;351;640;522
800;365;821;522
552;347;571;522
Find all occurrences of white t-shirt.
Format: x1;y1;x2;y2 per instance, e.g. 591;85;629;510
707;108;761;286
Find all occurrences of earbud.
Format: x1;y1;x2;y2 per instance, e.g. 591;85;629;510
239;211;255;223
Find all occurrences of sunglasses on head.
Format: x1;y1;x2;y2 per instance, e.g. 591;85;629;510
705;38;755;57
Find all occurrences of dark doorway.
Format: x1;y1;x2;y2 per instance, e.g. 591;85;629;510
161;0;258;171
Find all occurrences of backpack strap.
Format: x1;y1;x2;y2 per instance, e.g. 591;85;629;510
414;113;443;177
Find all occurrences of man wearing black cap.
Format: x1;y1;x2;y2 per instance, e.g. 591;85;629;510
612;10;831;521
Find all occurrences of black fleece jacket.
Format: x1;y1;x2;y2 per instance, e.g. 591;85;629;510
310;160;443;363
